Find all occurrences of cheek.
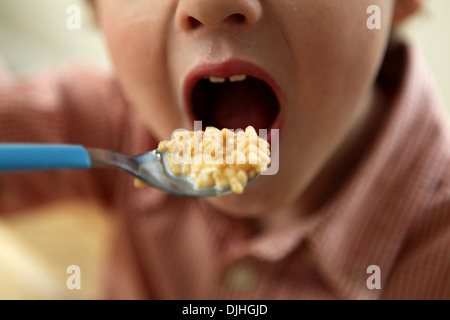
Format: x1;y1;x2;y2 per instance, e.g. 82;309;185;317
98;1;184;139
273;1;394;192
295;1;391;84
285;0;393;121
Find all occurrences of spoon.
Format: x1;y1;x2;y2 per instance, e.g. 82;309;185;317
0;144;260;197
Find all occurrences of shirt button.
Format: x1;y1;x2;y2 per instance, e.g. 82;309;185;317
224;263;257;292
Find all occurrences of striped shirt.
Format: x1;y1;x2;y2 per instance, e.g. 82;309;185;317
0;42;449;300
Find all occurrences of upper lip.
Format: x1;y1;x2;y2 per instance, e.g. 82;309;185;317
183;59;285;131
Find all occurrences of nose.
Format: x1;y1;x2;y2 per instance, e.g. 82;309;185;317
176;0;262;30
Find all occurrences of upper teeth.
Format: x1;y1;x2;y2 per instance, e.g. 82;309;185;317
208;75;247;83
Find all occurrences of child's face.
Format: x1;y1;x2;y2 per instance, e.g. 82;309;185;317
97;0;395;217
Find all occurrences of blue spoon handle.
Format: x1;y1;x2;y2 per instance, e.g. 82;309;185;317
0;144;92;172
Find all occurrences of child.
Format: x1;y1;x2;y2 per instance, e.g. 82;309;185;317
0;0;449;299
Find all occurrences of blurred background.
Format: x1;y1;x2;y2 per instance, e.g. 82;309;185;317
0;0;449;299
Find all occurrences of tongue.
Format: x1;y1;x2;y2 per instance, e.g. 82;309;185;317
208;78;279;131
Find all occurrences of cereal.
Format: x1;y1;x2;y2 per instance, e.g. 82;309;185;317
134;178;149;190
151;126;270;194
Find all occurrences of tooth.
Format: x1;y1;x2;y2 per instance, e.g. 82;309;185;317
209;76;226;83
229;75;247;82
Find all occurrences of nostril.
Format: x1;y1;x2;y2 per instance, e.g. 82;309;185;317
177;0;262;31
183;13;247;30
186;16;202;30
226;13;246;24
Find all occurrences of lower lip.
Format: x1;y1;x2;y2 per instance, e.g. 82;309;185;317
184;60;285;145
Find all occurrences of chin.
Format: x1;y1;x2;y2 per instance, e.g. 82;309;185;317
203;177;289;219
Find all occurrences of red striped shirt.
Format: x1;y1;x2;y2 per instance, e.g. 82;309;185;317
0;42;449;299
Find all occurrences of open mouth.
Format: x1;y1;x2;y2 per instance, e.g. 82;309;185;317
184;61;283;141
